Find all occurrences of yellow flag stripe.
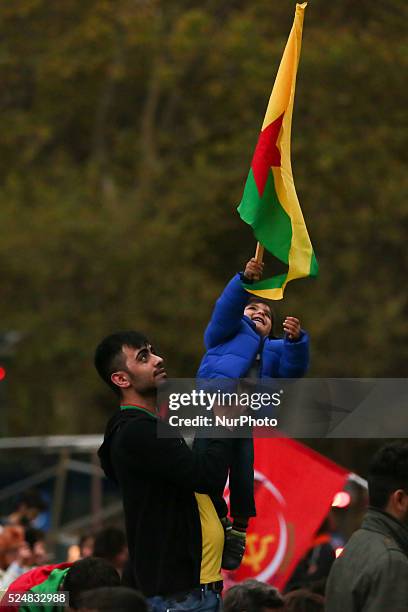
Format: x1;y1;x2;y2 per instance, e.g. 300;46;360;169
246;3;312;300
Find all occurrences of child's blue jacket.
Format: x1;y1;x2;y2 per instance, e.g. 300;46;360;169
197;274;309;379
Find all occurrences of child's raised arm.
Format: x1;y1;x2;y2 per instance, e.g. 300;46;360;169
203;259;264;348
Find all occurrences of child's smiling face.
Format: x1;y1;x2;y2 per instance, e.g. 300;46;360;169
244;301;272;337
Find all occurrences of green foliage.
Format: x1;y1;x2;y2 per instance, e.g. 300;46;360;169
0;0;406;433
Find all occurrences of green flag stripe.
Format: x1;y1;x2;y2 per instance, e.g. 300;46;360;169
243;272;288;291
238;168;292;264
21;568;70;612
309;251;319;276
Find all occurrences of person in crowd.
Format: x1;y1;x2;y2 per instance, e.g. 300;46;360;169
63;558;120;611
95;331;233;612
93;527;128;576
197;258;310;569
24;528;48;566
79;534;95;559
6;490;48;530
285;518;335;592
76;586;147;612
326;441;408;611
283;588;325;611
223;579;284;611
4;556;120;611
0;525;25;585
0;527;48;588
67;533;95;563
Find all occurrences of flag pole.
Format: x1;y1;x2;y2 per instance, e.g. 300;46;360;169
255;242;264;263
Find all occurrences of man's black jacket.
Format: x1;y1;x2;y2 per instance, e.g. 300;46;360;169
98;408;232;598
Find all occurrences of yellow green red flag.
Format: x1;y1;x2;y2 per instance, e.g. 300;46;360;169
238;2;318;300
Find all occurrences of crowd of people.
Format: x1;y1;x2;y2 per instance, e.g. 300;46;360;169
0;494;327;611
0;519;128;582
0;506;326;610
3;441;407;611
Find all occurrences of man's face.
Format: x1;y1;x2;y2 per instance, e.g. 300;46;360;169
114;344;167;395
244;302;272;337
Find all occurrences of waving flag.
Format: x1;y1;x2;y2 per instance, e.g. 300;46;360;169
224;439;348;590
2;563;71;612
238;3;318;300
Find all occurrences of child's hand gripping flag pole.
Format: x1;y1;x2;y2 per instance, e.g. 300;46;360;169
238;3;318;299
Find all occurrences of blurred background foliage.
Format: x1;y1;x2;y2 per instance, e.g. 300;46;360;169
0;0;407;435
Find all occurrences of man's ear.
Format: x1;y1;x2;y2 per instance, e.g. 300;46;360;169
111;371;131;390
390;489;408;513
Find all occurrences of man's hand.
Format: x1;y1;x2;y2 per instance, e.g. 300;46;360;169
243;258;264;281
283;316;301;341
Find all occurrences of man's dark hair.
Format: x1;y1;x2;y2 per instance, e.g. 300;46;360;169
63;557;120;609
224;579;284;612
93;527;127;562
283;588;325;611
368;441;408;509
94;331;149;396
77;586;147;612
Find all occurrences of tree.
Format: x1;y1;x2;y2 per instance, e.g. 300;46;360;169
0;0;406;433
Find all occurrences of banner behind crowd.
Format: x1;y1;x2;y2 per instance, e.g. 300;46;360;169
224;438;348;589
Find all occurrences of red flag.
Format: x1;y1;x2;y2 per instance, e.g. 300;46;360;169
2;563;72;612
224;438;348;590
